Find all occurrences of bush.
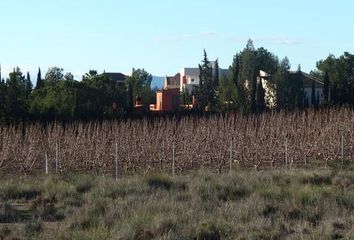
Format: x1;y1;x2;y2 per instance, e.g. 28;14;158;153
300;173;332;186
198;177;250;202
0;184;41;201
216;184;250;201
75;178;94;194
0;203;31;223
195;222;222;240
145;174;173;190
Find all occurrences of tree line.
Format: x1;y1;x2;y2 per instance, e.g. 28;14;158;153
195;40;354;114
0;67;154;122
1;40;354;122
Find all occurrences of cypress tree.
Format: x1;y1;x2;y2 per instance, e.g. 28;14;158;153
323;71;330;103
196;49;213;111
23;72;32;101
256;79;266;113
35;68;43;89
213;59;219;90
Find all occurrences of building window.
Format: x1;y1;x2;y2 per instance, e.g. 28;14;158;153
191;78;195;82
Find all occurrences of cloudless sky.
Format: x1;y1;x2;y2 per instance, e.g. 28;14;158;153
1;0;354;81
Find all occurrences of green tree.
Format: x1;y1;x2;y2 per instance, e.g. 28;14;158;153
195;50;216;111
229;53;247;112
83;70;98;81
44;67;64;86
4;67;29;121
181;86;191;106
64;72;74;81
25;72;33;98
126;68;153;109
234;40;279;113
213;59;220;90
256;79;266;113
35;68;44;90
323;71;330;103
314;53;354;106
274;57;291;109
218;74;237;111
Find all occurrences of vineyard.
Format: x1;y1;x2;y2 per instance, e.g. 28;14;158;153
0;108;353;176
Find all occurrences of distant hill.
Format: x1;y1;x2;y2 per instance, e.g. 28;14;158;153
151;76;164;89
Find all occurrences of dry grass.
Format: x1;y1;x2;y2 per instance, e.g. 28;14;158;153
0;168;353;239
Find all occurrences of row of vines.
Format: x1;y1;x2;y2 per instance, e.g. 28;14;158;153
0;108;353;175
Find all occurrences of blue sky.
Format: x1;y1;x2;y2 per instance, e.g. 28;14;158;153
1;0;354;81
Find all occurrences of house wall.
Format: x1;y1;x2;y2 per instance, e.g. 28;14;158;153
180;69;200;93
179;66;229;94
151;88;180;112
161;88;180;111
304;87;324;105
156;92;163;110
261;79;276;108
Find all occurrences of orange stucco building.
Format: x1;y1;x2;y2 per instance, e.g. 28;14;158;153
150;88;180;112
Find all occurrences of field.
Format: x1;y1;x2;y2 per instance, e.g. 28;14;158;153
0;168;354;239
0;108;354;239
0;108;353;175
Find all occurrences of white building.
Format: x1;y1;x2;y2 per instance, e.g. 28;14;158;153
179;61;229;94
260;70;324;109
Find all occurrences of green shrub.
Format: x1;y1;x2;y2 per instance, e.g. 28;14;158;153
145;174;173;190
107;185;141;199
75;179;94;194
0;203;31;223
300;173;332;186
0;184;41;201
195;222;222;240
216;184;250;201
